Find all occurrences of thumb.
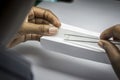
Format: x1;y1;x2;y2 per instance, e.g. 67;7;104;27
98;40;120;62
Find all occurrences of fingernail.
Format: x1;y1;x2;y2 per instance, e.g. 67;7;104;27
98;41;104;49
49;27;58;35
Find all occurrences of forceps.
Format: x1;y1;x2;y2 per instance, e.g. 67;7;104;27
64;34;120;45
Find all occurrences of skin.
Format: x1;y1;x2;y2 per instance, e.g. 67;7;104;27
7;7;61;48
98;24;120;80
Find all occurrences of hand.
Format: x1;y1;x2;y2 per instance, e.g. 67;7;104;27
98;24;120;79
7;7;61;48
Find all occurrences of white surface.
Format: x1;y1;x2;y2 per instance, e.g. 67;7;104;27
39;0;120;33
32;65;85;80
42;23;101;51
41;23;110;64
12;41;117;80
12;42;87;80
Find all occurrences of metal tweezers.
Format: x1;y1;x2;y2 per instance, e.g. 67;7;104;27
64;34;120;45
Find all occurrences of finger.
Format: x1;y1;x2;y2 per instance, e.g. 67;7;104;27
32;7;61;27
28;18;50;24
100;27;114;40
100;24;120;40
98;40;120;61
7;34;42;48
19;22;58;35
112;24;120;40
24;34;42;41
7;35;25;48
28;8;34;20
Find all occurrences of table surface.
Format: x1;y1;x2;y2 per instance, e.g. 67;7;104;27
39;0;120;33
12;0;120;80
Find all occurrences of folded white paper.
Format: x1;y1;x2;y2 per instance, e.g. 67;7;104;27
41;23;110;64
